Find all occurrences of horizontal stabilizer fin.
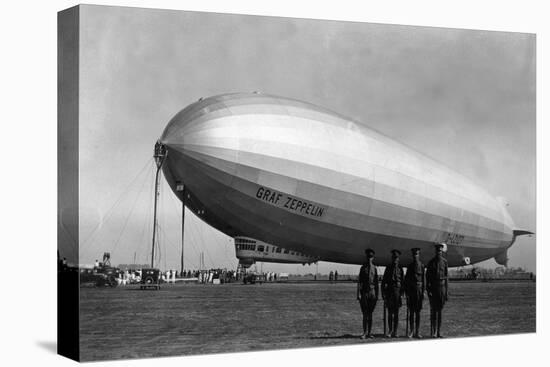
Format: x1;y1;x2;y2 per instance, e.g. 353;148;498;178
513;230;534;237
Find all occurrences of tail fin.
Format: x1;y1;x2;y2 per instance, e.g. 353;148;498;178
494;230;534;266
513;230;534;237
494;251;509;266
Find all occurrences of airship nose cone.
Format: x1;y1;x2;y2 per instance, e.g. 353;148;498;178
159;106;194;151
159;94;239;153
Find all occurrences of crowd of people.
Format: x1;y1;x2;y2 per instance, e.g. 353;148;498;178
194;269;237;283
185;269;280;283
112;268;241;285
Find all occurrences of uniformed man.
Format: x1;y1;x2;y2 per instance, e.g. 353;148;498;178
426;243;449;338
404;248;425;338
356;249;379;339
382;249;404;338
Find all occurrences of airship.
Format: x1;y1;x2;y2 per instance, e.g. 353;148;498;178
158;92;531;267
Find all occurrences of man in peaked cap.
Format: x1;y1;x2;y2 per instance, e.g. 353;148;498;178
404;248;425;338
426;243;449;338
357;248;379;339
382;249;405;338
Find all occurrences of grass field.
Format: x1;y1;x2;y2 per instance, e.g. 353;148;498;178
78;281;535;361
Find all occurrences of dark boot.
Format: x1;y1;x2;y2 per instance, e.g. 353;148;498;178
367;314;373;338
437;311;443;338
408;311;414;338
391;312;399;337
430;310;436;338
361;314;367;339
386;309;393;338
414;312;421;338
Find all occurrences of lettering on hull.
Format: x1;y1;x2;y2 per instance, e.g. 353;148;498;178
445;232;465;245
255;186;326;218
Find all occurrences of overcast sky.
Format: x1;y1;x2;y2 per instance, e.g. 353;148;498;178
61;5;535;273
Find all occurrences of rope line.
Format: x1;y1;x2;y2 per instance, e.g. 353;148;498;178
110;160;152;256
80;158;153;251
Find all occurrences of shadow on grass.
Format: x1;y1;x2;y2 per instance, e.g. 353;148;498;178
308;333;412;340
309;333;371;340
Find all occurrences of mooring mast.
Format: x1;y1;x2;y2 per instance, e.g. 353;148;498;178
175;180;186;275
151;141;167;268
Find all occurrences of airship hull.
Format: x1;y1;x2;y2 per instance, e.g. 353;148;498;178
160;93;517;266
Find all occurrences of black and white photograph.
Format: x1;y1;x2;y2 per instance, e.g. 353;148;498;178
3;1;547;366
55;3;539;362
